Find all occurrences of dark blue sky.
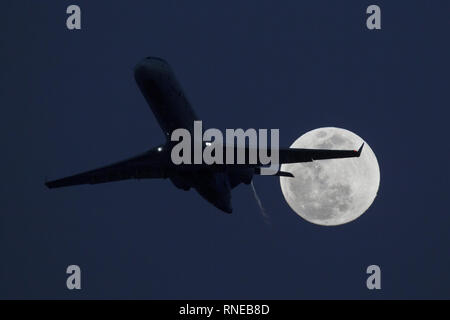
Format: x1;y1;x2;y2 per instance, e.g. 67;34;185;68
1;1;449;299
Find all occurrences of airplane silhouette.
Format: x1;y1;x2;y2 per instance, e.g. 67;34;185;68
45;57;363;213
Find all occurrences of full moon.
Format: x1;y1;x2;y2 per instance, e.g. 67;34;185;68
280;127;380;226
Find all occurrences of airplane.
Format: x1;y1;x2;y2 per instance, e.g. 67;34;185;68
45;57;363;213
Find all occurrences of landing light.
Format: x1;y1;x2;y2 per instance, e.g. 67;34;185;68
157;147;163;152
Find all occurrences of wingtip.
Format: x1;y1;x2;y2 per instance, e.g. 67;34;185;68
45;180;57;189
357;143;364;156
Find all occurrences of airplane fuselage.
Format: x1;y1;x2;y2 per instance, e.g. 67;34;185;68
134;57;234;213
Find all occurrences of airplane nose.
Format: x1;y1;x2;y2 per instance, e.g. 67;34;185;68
145;56;168;63
135;57;168;69
133;60;147;79
134;57;169;81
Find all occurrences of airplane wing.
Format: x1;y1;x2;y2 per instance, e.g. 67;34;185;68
45;146;168;189
278;143;364;164
250;143;364;177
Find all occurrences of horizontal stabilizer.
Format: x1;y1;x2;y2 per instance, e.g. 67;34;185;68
277;171;294;178
254;168;294;177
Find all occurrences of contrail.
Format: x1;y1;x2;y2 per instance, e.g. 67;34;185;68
250;180;271;225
